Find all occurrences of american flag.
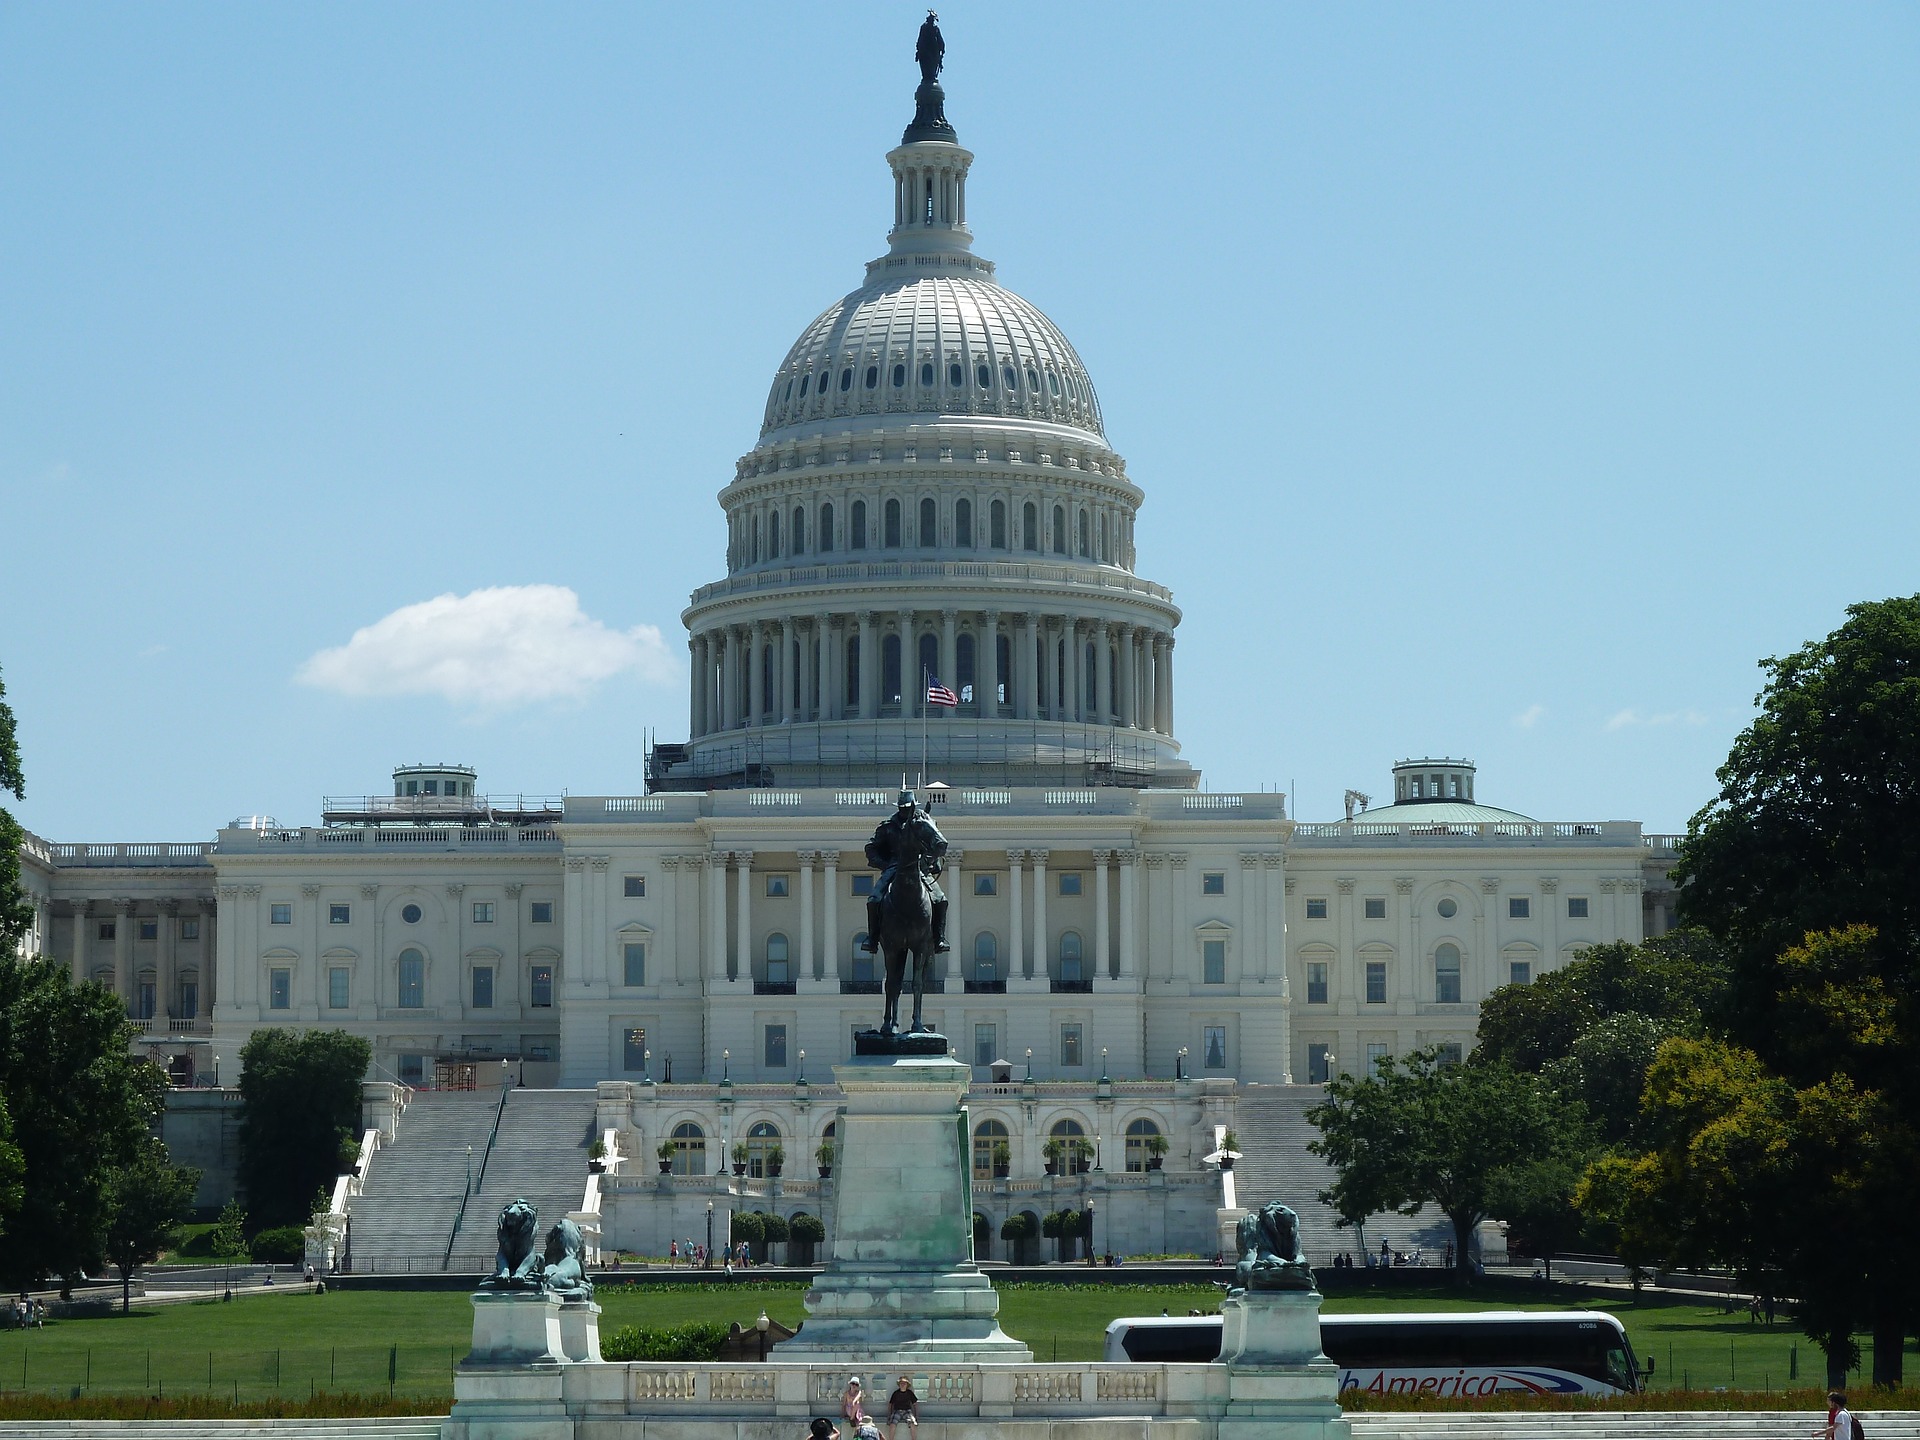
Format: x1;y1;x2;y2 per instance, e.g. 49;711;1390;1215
926;677;959;708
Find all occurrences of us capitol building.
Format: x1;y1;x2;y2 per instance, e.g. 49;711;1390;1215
13;39;1680;1259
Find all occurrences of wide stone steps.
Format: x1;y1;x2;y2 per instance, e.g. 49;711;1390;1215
448;1089;597;1269
347;1090;501;1270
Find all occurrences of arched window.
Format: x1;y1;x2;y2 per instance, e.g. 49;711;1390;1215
1022;502;1038;552
892;363;906;387
792;506;805;555
751;513;761;564
397;948;425;1008
882;634;902;703
1058;931;1084;987
956;633;976;699
767;509;780;558
746;1121;782;1178
990;498;1006;549
995;633;1011;707
948;361;964;388
1125;1118;1164;1173
1052;504;1067;555
839;366;853;393
865;364;879;390
670;1121;706;1176
1435;943;1462;1004
765;933;790;985
1048;1118;1091;1174
971;931;999;986
819;501;834;552
845;634;861;710
918;632;938;693
1098;513;1109;562
1077;508;1091;558
919;497;937;547
955;497;972;547
972;1119;1010;1180
920;361;935;387
884;498;902;548
1084;642;1098;712
850;499;867;550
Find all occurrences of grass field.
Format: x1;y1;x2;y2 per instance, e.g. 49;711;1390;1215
0;1277;1908;1401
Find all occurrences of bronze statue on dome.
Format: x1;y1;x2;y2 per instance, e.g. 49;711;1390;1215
916;12;945;84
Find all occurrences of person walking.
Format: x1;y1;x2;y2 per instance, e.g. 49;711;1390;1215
1819;1391;1860;1440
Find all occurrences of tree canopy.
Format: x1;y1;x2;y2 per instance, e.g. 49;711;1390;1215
236;1029;370;1229
102;1140;200;1313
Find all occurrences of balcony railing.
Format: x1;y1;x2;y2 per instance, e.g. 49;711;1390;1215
753;980;798;996
839;980;882;995
1050;978;1093;994
964;979;1007;994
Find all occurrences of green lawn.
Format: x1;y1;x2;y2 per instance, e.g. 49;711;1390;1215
0;1278;1906;1401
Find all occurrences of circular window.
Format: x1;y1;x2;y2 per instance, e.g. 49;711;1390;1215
1436;897;1457;919
401;903;422;924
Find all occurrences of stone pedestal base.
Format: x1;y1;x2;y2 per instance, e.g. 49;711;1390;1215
556;1298;602;1363
773;1268;1030;1362
469;1288;565;1367
450;1290;573;1440
1218;1287;1349;1440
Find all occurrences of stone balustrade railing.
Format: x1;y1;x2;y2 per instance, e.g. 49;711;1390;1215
1291;819;1641;845
687;557;1176;607
564;788;1286;822
40;840;215;868
218;825;563;852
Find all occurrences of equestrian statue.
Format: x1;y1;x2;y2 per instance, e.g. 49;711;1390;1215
862;789;950;1036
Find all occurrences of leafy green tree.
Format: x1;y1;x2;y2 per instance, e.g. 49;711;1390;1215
1541;1013;1677;1148
236;1029;371;1229
0;955;163;1291
1483;1151;1588;1281
1308;1046;1584;1278
208;1198;247;1259
102;1140;200;1312
0;665;35;955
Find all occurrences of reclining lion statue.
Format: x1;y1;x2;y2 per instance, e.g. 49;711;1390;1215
1232;1199;1315;1293
484;1197;544;1290
541;1217;593;1300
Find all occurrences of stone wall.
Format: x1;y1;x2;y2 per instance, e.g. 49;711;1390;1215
161;1086;243;1210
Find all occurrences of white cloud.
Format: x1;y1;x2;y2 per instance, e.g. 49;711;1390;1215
297;585;677;710
1606;707;1708;731
1513;703;1546;730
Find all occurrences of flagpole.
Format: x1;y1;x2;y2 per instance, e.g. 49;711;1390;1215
920;665;929;788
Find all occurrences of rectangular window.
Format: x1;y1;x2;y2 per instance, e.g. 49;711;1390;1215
1202;938;1226;985
1060;1023;1083;1068
1509;960;1532;987
1306;962;1329;1005
270;903;292;925
472;901;495;924
1435;947;1462;1003
765;875;789;897
529;963;553;1008
1508;896;1531;919
1366;1042;1389;1078
530;901;554;924
1363;897;1386;920
398;1054;425;1084
623;1028;648;1071
180;918;199;940
851;875;874;896
1308;1043;1332;1084
1201;872;1225;896
398;955;424;1008
178;980;198;1019
1567;897;1590;919
329;903;351;925
764;1024;788;1069
972;873;997;897
1203;1025;1227;1069
624;876;646;899
1365;961;1388;1004
329;966;350;1009
522;1035;555;1063
852;952;876;983
137;919;158;941
1057;873;1081;896
471;966;494;1009
974;1023;996;1068
1305;898;1328;920
1437;1042;1464;1069
623;943;646;986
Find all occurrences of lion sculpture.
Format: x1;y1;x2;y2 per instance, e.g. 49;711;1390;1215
484;1197;544;1290
1232;1200;1315;1293
541;1217;593;1300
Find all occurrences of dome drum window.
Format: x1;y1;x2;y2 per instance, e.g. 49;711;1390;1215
976;363;992;389
921;361;935;386
839;367;854;392
892;363;907;387
948;362;964;388
865;365;879;389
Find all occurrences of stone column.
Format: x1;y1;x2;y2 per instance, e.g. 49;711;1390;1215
690;635;706;737
775;620;792;724
822;851;840;982
707;851;729;985
719;629;737;731
115;898;136;1013
1151;636;1171;735
944;849;963;985
69;902;87;985
1264;857;1284;986
1541;877;1560;969
981;610;1000;718
733;851;754;983
1031;850;1049;980
1094;623;1112;725
155;900;178;1022
1006;850;1025;980
1093;850;1111;980
816;614;834;721
1021;614;1040;720
939;609;957;709
1395;876;1416;1010
798;851;816;982
563;856;588;997
1243;856;1264;985
1115;626;1135;728
858;612;877;718
1142;855;1165;987
1162;635;1176;736
748;621;766;726
303;882;324;1015
214;888;240;1013
897;608;916;718
1118;851;1140;981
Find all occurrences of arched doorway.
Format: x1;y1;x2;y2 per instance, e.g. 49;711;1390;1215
973;1211;992;1262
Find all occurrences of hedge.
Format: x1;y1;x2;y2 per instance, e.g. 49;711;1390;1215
601;1322;733;1362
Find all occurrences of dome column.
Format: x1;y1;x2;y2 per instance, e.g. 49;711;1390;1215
775;619;792;724
720;628;739;732
748;621;767;727
858;612;878;717
815;613;834;722
690;634;708;737
940;610;958;716
1116;625;1137;729
1021;613;1039;721
1152;635;1174;736
1095;622;1113;727
981;610;1000;719
1066;620;1083;722
898;609;917;718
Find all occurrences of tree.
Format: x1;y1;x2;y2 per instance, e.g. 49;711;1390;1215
1308;1046;1584;1278
236;1029;371;1229
999;1212;1034;1265
1484;1151;1588;1281
0;665;35;954
788;1211;825;1265
0;955;163;1291
102;1140;200;1313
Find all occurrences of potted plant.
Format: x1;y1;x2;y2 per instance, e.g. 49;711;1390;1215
1145;1133;1170;1171
656;1138;676;1175
766;1144;785;1179
1042;1138;1064;1176
588;1139;607;1174
731;1142;750;1177
991;1140;1011;1179
1218;1129;1241;1172
1070;1137;1095;1174
816;1138;836;1178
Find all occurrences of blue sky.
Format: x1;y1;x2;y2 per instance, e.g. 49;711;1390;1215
2;3;1915;840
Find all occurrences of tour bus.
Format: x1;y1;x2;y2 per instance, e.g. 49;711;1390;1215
1101;1310;1646;1395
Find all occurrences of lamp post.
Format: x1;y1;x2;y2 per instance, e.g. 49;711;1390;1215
1100;1047;1109;1083
643;1048;652;1083
1085;1200;1097;1266
500;1058;510;1091
212;1054;221;1088
705;1201;714;1270
756;1308;771;1361
796;1049;806;1083
1025;1047;1033;1080
1176;1047;1188;1081
466;1144;473;1196
722;1049;731;1082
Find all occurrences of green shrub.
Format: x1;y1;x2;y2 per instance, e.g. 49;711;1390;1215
208;1199;247;1258
789;1213;826;1243
601;1321;732;1362
248;1225;307;1263
729;1211;764;1245
759;1211;790;1243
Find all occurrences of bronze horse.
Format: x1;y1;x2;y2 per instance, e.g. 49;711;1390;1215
874;819;939;1035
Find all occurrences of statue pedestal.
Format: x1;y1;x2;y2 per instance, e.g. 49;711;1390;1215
450;1290;572;1440
469;1288;565;1367
1217;1288;1349;1440
556;1297;602;1363
772;1052;1030;1363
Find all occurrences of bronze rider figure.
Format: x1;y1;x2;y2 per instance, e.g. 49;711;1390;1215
862;790;950;955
